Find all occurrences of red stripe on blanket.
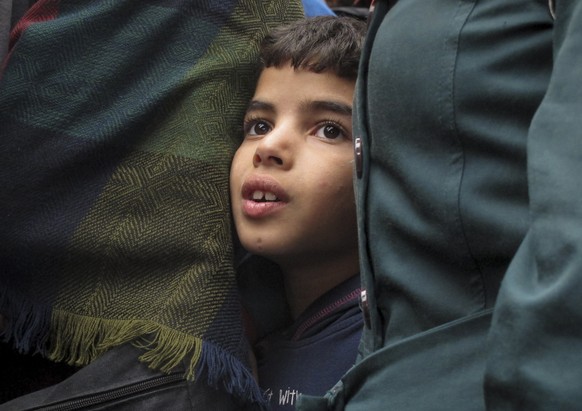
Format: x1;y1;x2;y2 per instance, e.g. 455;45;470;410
9;0;60;51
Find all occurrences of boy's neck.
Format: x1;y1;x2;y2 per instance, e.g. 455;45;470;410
278;250;359;319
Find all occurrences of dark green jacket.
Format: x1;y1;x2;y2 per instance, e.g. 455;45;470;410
300;0;582;409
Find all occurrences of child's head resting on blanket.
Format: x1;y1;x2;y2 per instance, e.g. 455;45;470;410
230;16;366;320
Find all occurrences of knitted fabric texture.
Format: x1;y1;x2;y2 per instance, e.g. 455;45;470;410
0;0;303;404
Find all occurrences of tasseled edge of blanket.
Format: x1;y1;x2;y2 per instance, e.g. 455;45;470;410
134;328;266;408
0;287;51;354
46;309;267;407
0;293;266;407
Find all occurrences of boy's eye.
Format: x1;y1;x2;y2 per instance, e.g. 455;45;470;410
246;120;271;136
315;123;345;140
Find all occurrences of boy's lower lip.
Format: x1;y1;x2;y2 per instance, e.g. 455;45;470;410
241;199;286;218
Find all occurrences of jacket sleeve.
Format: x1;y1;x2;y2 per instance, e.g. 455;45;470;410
485;1;582;409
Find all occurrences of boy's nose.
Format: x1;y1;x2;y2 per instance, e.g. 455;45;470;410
253;152;283;167
252;129;293;169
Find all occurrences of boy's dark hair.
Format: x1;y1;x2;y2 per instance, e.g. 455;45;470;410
259;16;366;80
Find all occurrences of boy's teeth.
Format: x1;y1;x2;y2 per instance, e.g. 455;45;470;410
265;192;277;201
251;190;278;201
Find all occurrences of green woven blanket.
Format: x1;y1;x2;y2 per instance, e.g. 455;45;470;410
0;0;302;403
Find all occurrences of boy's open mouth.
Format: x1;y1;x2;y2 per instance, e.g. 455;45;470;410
252;190;280;202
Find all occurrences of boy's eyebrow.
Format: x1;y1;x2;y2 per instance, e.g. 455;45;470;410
302;100;352;116
246;100;274;113
245;100;352;116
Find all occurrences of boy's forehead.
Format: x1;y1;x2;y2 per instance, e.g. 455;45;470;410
251;65;355;110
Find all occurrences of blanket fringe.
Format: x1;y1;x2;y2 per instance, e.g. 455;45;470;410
135;327;266;406
197;339;266;406
45;310;265;406
0;287;51;354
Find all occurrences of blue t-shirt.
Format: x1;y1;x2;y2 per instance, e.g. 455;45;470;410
301;0;335;17
256;275;363;410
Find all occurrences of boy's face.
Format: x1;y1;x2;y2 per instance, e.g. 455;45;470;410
230;65;357;267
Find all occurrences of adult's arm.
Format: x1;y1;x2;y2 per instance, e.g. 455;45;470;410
485;1;582;409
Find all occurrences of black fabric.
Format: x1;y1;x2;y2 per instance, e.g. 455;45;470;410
0;342;79;404
0;343;262;411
